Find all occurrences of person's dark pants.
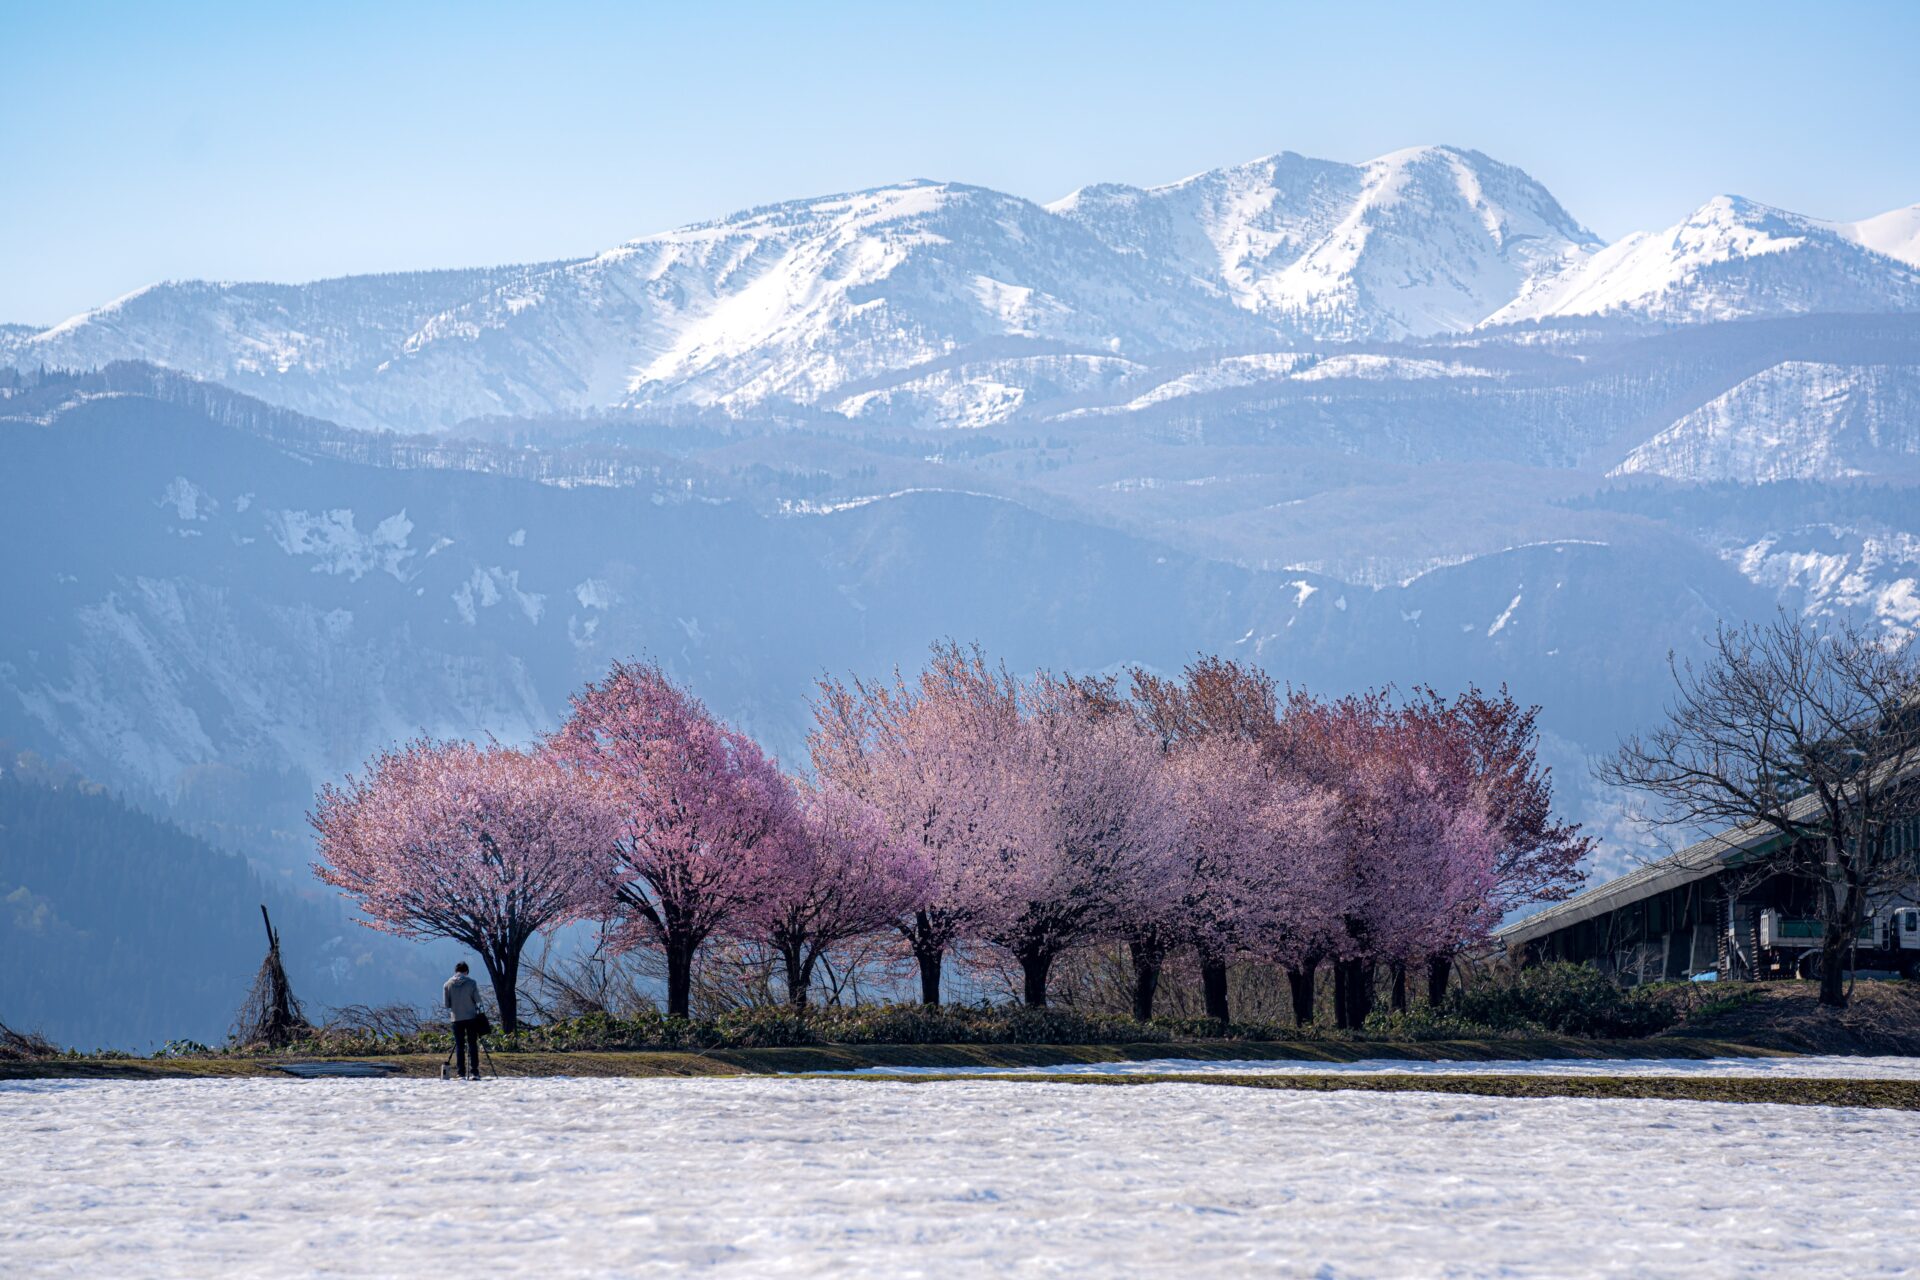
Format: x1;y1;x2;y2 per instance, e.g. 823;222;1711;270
453;1017;483;1077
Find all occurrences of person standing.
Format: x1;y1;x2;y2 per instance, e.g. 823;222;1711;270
444;961;485;1080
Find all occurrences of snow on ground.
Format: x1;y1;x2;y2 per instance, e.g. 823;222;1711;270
837;1053;1920;1079
4;1078;1918;1278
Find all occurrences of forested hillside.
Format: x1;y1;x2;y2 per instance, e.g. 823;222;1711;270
0;762;444;1049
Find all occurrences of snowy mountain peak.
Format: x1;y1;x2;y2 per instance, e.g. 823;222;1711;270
1675;194;1821;254
32;282;170;341
631;178;1016;247
1055;144;1599;340
329;175;1263;423
1488;194;1920;327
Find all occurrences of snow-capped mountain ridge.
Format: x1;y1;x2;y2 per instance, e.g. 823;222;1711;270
3;146;1916;433
1053;145;1602;341
1488;195;1920;326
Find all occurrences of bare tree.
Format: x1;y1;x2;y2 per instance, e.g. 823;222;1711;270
323;1004;435;1039
1599;612;1920;1007
520;933;664;1022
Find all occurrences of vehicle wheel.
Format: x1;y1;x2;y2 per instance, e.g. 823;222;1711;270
1798;953;1823;980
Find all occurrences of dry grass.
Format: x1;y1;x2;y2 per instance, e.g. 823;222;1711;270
0;1022;59;1063
1665;980;1920;1055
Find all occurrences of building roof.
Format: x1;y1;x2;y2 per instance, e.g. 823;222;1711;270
1504;714;1920;951
1494;798;1816;950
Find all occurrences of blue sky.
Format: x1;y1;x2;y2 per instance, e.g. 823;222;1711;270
3;0;1916;324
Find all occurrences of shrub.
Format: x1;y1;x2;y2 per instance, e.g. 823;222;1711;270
1359;1006;1516;1041
1446;964;1680;1038
442;1003;1198;1052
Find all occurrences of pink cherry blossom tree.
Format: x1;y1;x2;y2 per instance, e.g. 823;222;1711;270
1400;685;1591;1003
1122;658;1339;1025
809;642;1026;1005
744;781;932;1008
310;739;613;1032
1140;735;1340;1024
549;660;802;1018
1338;749;1500;1019
973;674;1181;1008
1122;735;1262;1022
1270;690;1506;1026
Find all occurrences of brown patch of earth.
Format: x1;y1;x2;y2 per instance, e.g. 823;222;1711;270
848;1071;1920;1111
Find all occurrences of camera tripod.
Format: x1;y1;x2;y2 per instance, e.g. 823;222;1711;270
439;1027;498;1080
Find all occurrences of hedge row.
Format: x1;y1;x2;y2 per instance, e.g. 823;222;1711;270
238;965;1681;1057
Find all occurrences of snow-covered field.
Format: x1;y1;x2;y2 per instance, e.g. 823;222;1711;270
840;1053;1920;1079
5;1078;1918;1278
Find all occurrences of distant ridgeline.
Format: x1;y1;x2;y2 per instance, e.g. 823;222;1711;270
0;762;443;1050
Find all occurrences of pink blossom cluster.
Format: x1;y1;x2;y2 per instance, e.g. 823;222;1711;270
310;740;616;1031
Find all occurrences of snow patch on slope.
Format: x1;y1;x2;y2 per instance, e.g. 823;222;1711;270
1292;353;1500;382
159;477;213;522
269;509;416;580
834;353;1141;430
1612;361;1920;481
1730;525;1920;636
452;566;545;626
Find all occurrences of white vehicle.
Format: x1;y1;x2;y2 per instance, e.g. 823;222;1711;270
1756;905;1920;978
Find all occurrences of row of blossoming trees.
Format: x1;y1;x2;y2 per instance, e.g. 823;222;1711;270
311;645;1589;1032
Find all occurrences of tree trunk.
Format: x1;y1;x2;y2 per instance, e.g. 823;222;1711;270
1286;961;1317;1027
482;940;522;1033
783;946;810;1010
1389;961;1408;1013
1020;949;1054;1008
1426;954;1452;1007
1334;958;1374;1029
1200;957;1230;1023
914;945;944;1006
665;939;694;1019
1819;901;1855;1008
1129;939;1163;1023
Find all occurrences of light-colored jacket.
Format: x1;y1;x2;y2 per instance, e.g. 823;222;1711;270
443;973;482;1023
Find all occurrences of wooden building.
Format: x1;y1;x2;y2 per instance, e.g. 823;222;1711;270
1496;795;1920;984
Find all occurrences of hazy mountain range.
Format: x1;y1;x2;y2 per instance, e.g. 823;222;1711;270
4;143;1918;1038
